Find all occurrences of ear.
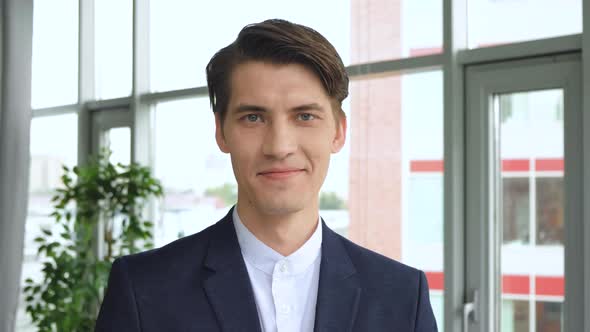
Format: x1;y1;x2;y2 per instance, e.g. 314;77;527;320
215;113;230;153
331;112;347;153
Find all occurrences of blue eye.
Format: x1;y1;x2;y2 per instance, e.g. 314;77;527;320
299;113;315;121
246;114;261;122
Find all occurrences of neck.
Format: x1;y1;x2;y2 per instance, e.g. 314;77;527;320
235;201;319;256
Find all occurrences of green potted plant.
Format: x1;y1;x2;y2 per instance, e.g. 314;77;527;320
23;149;163;331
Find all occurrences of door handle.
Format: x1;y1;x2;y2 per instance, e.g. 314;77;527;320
463;290;479;332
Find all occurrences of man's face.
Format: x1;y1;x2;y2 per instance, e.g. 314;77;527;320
215;61;346;217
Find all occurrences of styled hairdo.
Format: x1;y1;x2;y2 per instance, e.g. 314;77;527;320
206;19;349;124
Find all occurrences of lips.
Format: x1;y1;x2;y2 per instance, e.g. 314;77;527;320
258;168;305;179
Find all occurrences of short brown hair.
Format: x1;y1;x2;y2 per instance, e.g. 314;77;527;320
206;19;349;125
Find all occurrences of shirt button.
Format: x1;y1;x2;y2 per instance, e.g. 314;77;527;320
279;262;288;273
279;304;291;314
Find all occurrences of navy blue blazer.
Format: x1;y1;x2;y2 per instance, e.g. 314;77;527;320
96;208;438;331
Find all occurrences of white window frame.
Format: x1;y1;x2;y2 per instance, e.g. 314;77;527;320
464;55;582;332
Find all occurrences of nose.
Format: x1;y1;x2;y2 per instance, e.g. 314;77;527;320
261;119;297;160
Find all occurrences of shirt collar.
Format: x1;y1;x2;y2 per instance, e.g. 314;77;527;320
232;206;322;276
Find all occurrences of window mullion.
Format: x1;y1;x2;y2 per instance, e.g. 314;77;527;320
443;0;468;331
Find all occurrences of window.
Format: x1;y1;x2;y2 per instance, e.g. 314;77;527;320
536;301;563;332
536;177;563;245
501;299;529;331
348;70;444;327
31;0;78;108
17;1;590;331
148;0;442;92
95;0;133;99
503;177;529;244
149;0;351;91
105;127;131;165
497;89;565;331
152;98;235;247
468;0;582;48
351;0;442;63
17;114;78;331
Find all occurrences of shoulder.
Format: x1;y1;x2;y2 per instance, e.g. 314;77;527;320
127;225;212;267
113;219;223;287
327;231;432;321
320;230;437;330
332;231;424;288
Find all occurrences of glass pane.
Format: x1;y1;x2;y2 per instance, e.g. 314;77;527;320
501;299;529;331
31;0;79;108
16;114;78;331
351;0;442;64
497;90;564;331
468;0;582;49
536;177;563;245
153;98;235;246
95;0;133;99
106;127;131;165
149;1;348;91
348;71;444;328
149;0;441;91
503;178;530;244
536;301;563;332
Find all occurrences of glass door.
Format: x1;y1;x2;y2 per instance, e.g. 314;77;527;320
464;55;583;332
91;108;132;163
90;108;133;258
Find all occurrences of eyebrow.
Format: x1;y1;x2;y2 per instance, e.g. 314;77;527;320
234;104;267;113
291;103;325;112
233;103;325;113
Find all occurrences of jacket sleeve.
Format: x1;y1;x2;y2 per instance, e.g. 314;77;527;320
414;271;438;332
95;257;142;331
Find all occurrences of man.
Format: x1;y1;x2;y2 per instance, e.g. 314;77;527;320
96;19;437;332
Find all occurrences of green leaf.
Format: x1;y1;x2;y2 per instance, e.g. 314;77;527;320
25;149;165;331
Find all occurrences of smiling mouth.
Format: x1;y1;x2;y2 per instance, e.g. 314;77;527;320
258;169;304;180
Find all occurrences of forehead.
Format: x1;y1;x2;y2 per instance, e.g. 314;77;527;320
228;61;331;108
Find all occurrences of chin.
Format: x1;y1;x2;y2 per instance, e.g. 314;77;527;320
255;199;306;216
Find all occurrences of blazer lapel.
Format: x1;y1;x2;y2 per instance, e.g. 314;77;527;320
202;208;262;332
314;221;362;332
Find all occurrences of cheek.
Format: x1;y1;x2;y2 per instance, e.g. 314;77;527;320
302;137;333;172
228;143;258;178
305;124;338;149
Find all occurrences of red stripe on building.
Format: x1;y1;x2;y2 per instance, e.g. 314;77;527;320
423;272;563;296
410;160;444;172
424;271;444;291
502;275;530;295
535;158;564;172
536;276;564;296
502;159;530;172
410;158;563;173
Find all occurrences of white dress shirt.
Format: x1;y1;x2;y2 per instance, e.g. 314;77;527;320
232;208;322;332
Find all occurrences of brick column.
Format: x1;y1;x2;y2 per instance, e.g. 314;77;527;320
349;0;403;260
